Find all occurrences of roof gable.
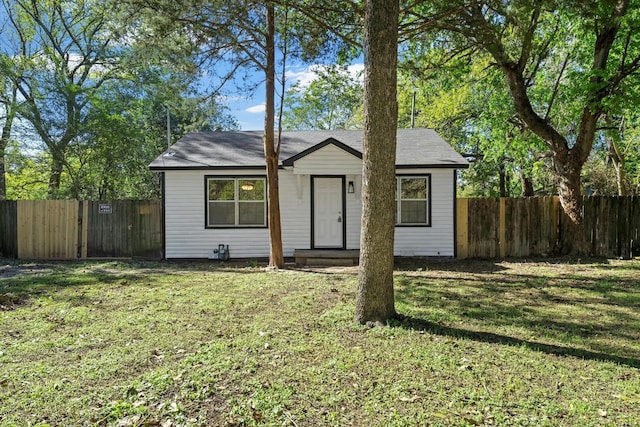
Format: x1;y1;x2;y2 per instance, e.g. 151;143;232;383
282;137;362;166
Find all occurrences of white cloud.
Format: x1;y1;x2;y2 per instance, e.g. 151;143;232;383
246;104;266;113
286;68;319;88
347;63;365;79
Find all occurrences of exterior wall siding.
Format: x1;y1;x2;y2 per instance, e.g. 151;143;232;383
163;151;457;258
279;170;311;255
165;170;270;259
394;169;455;256
292;144;362;175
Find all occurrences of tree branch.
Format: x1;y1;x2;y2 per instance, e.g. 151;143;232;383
544;51;570;121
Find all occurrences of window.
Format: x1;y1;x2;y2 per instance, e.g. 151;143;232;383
206;177;266;227
396;176;430;226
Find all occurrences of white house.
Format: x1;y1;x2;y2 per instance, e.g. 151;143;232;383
149;129;468;260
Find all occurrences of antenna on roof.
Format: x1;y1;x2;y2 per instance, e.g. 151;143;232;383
410;91;416;129
166;104;171;150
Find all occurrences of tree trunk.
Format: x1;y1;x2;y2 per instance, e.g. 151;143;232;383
354;0;399;326
0;85;18;201
520;171;534;197
48;154;64;197
0;117;12;201
605;116;627;196
263;3;284;269
498;161;508;197
0;139;6;201
613;160;627;196
554;159;590;255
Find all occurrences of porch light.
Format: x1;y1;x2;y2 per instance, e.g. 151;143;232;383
241;182;254;191
348;181;355;193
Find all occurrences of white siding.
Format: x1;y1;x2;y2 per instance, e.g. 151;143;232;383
293;144;361;175
279;170;310;256
163;162;457;258
345;184;362;249
164;170;270;258
394;169;456;257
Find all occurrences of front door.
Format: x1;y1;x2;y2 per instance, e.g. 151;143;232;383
312;177;345;248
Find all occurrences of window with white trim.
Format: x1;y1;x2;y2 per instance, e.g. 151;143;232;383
396;176;430;226
206;177;266;227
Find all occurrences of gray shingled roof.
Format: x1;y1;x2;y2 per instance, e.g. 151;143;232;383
149;128;469;170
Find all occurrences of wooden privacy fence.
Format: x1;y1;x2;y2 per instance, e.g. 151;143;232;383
457;196;640;259
1;197;639;260
0;200;162;260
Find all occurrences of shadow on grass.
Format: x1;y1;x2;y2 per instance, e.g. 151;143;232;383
393;258;640;369
395;314;640;369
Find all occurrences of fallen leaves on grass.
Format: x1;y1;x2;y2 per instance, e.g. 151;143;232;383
0;292;23;310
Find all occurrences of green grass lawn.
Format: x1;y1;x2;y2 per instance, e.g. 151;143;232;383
1;258;640;426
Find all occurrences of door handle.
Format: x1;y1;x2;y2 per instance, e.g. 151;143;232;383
338;211;342;223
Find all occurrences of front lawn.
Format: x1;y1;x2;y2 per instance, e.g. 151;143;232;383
1;258;639;426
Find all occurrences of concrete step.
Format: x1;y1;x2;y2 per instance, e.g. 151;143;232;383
293;249;360;266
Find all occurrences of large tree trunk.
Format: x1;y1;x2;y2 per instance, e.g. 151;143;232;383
48;154;64;197
520;171;534;197
263;3;284;269
0;85;17;200
354;0;399;326
498;161;508;197
0;117;12;201
554;158;590;255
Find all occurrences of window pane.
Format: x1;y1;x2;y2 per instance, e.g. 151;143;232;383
239;202;265;225
401;178;427;199
401;200;426;224
209;202;235;225
239;179;265;201
209;180;235;201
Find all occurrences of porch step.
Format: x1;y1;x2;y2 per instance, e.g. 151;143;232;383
293;249;360;266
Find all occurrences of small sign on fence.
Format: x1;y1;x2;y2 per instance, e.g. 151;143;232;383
98;204;112;214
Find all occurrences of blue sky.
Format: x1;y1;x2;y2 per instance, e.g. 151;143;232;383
221;63;365;130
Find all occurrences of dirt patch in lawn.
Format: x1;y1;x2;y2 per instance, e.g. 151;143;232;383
0;262;55;279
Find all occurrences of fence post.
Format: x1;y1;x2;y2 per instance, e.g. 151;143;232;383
552;196;560;250
77;201;83;259
456;198;469;259
499;197;507;258
81;201;88;258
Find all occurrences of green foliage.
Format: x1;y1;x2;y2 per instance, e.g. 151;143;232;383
0;0;237;200
583;112;640;195
401;0;640;200
283;64;363;130
5;143;50;200
398;50;551;197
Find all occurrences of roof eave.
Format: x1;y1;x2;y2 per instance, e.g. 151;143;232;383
149;165;268;171
396;163;470;169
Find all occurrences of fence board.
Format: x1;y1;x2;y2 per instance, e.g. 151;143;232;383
130;200;163;259
456;198;469;259
629;196;640;257
632;196;640;258
2;197;639;260
85;200;163;258
17;200;78;259
467;198;500;258
86;201;132;257
0;200;18;258
461;196;639;259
